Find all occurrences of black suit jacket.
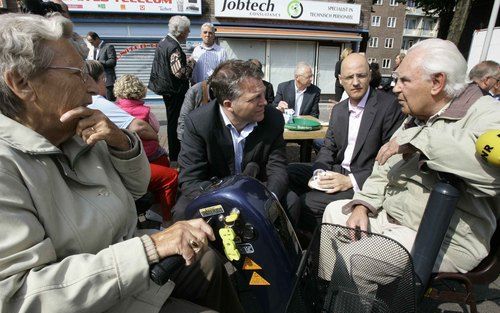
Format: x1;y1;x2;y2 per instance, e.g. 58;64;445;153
313;88;404;189
273;80;321;118
95;42;116;87
178;100;288;199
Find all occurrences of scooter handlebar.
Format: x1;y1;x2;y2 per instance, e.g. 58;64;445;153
150;255;185;285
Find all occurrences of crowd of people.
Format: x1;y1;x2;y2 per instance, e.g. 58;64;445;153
0;4;499;313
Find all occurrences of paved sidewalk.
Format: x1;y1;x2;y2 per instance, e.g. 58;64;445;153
149;102;500;313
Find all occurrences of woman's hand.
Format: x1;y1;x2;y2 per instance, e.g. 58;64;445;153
150;219;216;266
60;107;130;150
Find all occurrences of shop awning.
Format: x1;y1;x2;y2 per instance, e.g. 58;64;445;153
215;26;362;42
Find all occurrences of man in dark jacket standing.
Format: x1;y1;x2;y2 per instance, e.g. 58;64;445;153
149;15;194;161
86;32;117;101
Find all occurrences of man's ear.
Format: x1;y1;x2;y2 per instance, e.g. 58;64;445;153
3;70;36;102
222;99;232;111
430;72;446;96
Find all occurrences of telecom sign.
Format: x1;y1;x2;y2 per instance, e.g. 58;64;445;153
65;0;202;15
215;0;361;24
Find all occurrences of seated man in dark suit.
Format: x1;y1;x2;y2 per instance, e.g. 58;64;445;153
173;59;288;220
287;53;405;230
273;62;321;118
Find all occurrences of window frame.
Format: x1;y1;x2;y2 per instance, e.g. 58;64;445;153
382;58;392;69
368;37;379;48
384;38;394;49
387;17;397;28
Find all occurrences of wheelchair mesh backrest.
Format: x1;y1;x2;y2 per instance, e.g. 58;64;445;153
287;223;416;313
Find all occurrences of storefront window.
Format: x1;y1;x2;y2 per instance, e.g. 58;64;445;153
268;40;315;89
219;38;266;72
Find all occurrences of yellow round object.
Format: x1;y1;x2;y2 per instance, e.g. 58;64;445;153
476;130;500;167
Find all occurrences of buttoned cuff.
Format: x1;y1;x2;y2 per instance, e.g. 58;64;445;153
342;199;378;217
140;235;160;265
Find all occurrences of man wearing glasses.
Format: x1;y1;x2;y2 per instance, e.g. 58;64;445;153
287;53;404;230
468;60;500;96
322;38;500;276
273;62;321;118
190;23;227;84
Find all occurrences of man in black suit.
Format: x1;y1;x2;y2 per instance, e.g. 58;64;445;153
273;62;321;118
173;60;288;221
287;54;404;229
86;32;116;101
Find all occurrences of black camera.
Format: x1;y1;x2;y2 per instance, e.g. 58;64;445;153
20;0;65;16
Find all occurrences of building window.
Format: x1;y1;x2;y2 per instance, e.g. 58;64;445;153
405;18;417;29
389;0;398;6
382;59;391;69
368;58;377;64
423;19;434;30
387;17;397;28
407;0;416;7
402;39;415;50
368;37;379;48
384;38;394;49
374;0;383;5
372;16;381;27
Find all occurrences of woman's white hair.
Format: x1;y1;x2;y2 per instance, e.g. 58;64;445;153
408;38;467;98
0;13;73;119
168;15;191;38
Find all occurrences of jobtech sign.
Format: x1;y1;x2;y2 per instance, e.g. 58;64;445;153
65;0;202;14
215;0;361;24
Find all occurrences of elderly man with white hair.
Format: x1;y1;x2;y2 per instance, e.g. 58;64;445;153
0;13;243;313
149;15;194;161
273;62;321;118
322;38;500;274
190;22;227;84
468;60;500;95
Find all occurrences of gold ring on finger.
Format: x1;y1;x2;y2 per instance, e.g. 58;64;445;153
189;239;201;253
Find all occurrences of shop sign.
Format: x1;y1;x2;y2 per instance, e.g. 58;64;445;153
0;0;7;9
65;0;202;15
214;0;361;24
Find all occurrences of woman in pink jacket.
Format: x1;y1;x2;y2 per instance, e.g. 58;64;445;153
114;75;178;225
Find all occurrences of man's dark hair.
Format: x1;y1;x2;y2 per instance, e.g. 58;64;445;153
209;59;263;104
86;60;104;82
87;32;100;40
19;0;64;15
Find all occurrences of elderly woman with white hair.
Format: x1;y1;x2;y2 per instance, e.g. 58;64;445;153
0;13;243;313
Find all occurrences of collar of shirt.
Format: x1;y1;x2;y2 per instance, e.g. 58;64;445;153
294;82;307;95
200;43;218;51
414;100;452;127
219;106;257;135
97;41;104;49
348;87;370;114
167;33;180;45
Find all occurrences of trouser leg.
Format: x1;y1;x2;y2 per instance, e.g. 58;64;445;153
148;155;178;222
171;194;193;221
300;189;354;232
171;249;245;313
106;85;116;101
160;298;218;313
164;94;183;161
286;163;314;225
320;201;415;312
